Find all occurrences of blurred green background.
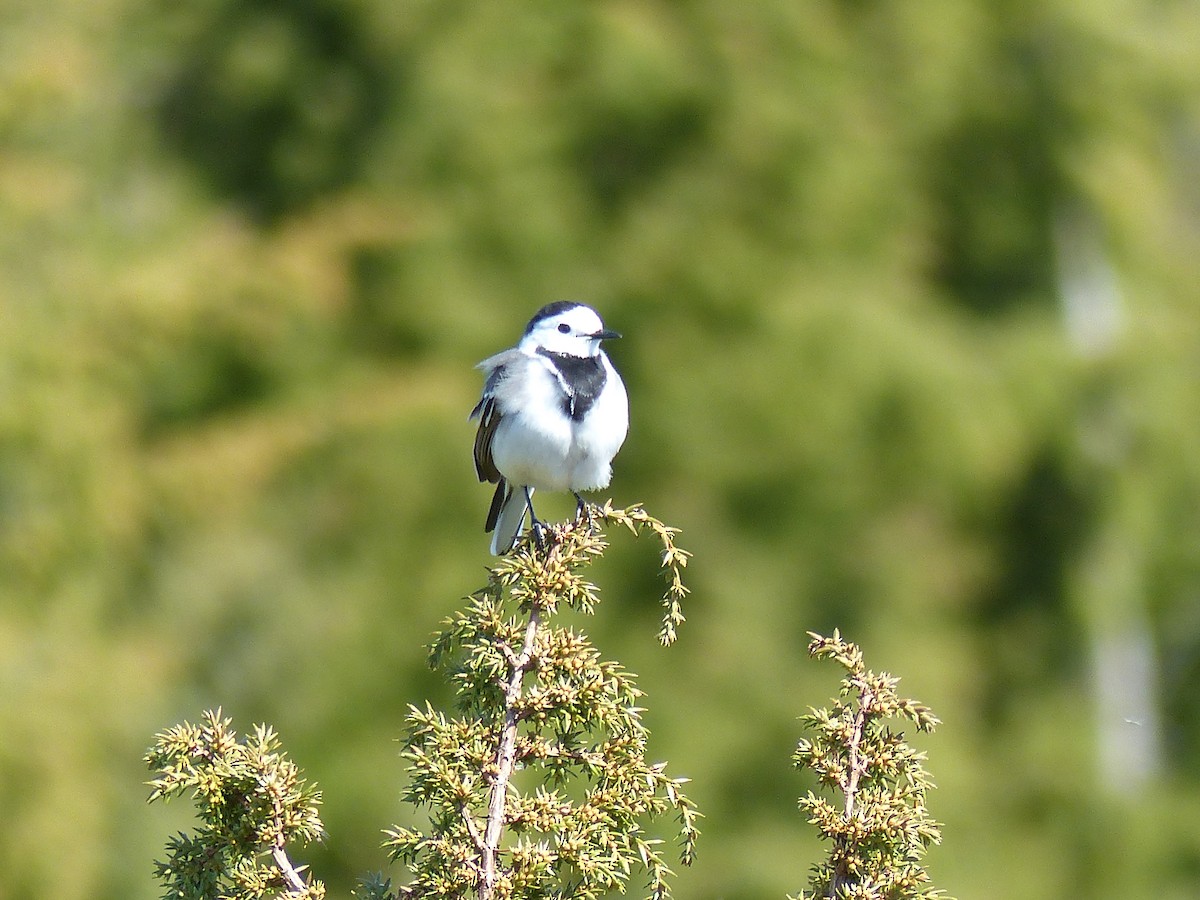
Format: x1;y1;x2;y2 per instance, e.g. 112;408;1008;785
3;1;1200;898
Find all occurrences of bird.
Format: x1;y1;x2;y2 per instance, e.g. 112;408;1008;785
470;301;629;555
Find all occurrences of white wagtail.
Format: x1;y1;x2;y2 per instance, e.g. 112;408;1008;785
470;301;629;555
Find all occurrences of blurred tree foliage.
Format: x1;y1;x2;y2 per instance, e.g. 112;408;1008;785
2;1;1200;899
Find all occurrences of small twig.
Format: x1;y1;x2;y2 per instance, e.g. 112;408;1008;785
829;686;871;898
842;696;869;820
272;841;310;895
519;742;606;767
498;638;522;670
462;801;487;863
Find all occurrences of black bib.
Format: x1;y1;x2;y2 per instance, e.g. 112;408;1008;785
539;350;608;422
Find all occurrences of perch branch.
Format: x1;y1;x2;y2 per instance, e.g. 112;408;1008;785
479;600;542;900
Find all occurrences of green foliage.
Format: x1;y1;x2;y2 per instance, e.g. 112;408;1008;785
386;506;698;900
5;2;1200;898
146;711;326;900
793;633;946;900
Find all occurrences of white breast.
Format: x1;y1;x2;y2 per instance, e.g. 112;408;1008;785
490;352;628;492
565;355;628;489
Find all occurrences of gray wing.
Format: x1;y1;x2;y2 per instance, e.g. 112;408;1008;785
472;396;502;483
469;349;527;484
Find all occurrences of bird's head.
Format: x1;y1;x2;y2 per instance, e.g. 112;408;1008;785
519;301;620;358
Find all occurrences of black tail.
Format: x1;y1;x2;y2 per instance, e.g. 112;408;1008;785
484;479;508;533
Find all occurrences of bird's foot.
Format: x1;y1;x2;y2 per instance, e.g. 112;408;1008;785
530;517;548;551
572;492;601;536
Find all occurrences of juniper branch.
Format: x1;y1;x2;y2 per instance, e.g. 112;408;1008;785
793;631;949;900
481;603;542;899
145;710;326;900
390;504;698;900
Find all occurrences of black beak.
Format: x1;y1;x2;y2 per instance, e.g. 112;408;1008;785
592;328;622;341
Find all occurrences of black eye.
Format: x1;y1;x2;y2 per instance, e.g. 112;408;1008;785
557;323;571;334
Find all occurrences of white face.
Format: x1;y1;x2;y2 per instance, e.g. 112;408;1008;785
520;304;613;357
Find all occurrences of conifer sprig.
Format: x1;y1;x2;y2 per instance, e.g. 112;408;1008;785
590;501;691;646
793;631;948;900
145;709;326;899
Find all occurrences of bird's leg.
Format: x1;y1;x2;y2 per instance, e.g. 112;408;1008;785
573;491;599;533
525;486;547;550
